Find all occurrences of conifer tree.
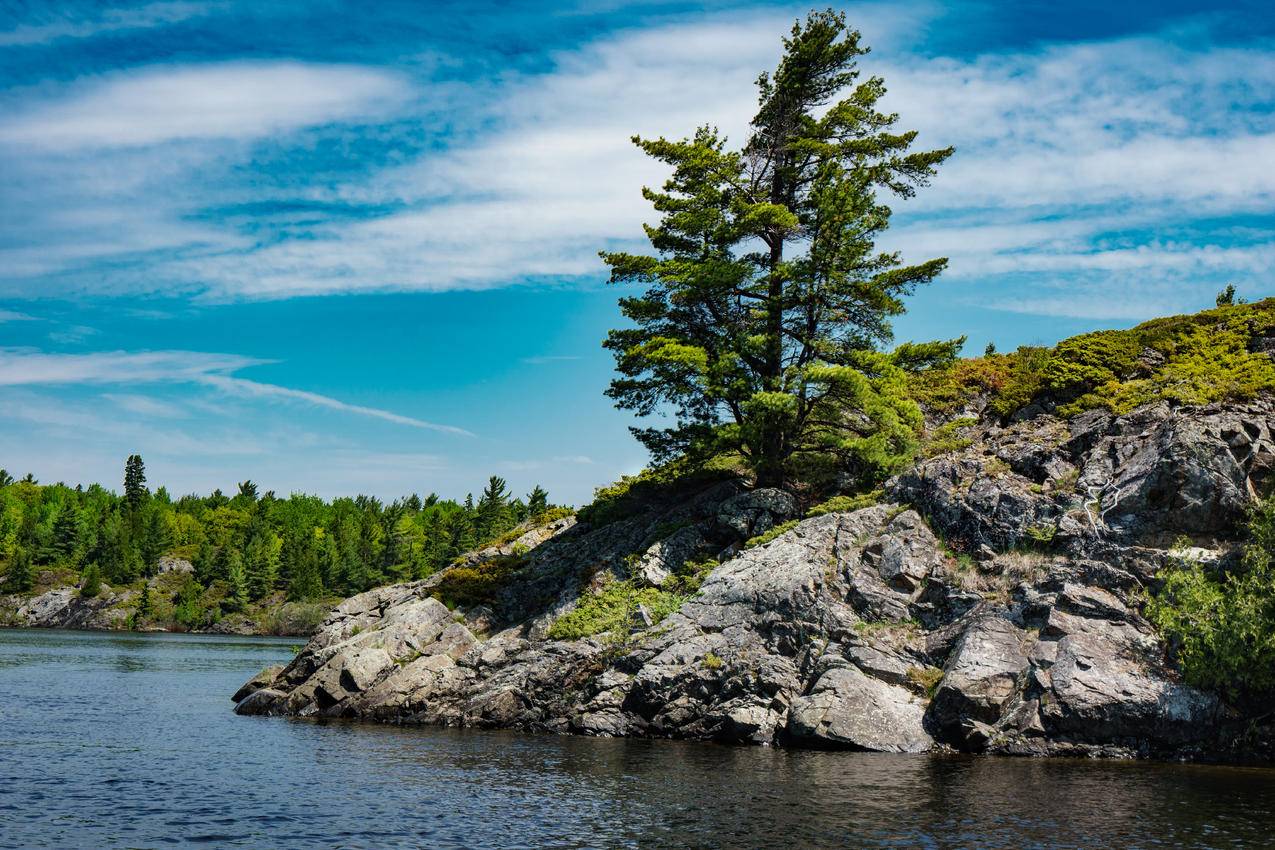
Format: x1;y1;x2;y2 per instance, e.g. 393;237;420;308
4;548;33;592
140;509;170;575
526;485;549;517
79;563;102;598
602;11;956;487
476;476;512;540
123;455;147;512
51;502;80;560
136;579;152;622
287;533;324;601
223;549;249;613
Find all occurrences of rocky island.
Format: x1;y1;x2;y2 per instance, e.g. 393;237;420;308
234;299;1275;763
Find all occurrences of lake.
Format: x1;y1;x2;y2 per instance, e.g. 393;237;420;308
2;628;1273;849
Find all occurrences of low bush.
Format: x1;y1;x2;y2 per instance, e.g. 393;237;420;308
744;520;799;549
547;579;687;641
1145;500;1275;702
806;490;883;517
909;299;1275;421
432;553;528;609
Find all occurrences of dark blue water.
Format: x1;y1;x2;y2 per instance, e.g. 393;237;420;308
2;628;1274;849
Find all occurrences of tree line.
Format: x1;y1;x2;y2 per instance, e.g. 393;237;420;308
0;456;559;611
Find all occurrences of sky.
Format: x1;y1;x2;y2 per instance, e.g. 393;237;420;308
0;0;1272;505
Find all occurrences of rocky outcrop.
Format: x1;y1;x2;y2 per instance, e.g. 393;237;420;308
13;585;133;630
233;396;1275;761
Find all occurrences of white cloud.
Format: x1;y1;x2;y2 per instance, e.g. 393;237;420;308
0;61;411;150
0;348;470;434
0;310;35;322
0;2;212;47
197;375;474;435
102;392;189;419
0;9;1270;319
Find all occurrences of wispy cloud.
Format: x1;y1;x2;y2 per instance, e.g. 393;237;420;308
500;454;595;472
0;61;412;150
0;9;1270;323
0;310;36;322
101;392;189;419
0;348;470;434
197;374;474;435
47;324;99;344
0;2;212;47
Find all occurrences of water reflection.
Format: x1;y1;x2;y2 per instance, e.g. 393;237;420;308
2;628;1273;850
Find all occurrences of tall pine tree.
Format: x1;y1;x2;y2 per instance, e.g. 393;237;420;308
602;11;956;487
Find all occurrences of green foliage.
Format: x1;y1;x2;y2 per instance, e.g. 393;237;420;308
78;564;102;598
577;456;744;528
432;554;527;609
1145;499;1275;702
744;519;799;549
547;578;687;641
806;490;882;517
0;454;560;605
921;417;977;457
3;548;32;592
911;299;1275;421
702;651;724;670
906;665;944;698
601;11;953;488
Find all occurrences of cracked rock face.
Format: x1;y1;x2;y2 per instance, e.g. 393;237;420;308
234;397;1273;761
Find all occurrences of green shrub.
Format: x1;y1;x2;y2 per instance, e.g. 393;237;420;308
577;455;745;527
806;490;883;517
921;417;978;457
909;299;1275;421
1145;499;1275;702
79;564;102;598
547;579;687;641
702;651;724;670
906;665;944;698
432;553;527;609
744;519;799;549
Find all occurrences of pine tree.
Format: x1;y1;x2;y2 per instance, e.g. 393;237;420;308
79;563;102;598
123;455;147;512
601;11;955;487
287;532;324;601
4;548;33;592
136;579;152;621
476;475;512;540
223;549;249;613
0;470;12;488
526;485;549;518
49;502;80;563
192;539;216;586
140;509;170;576
245;533;281;600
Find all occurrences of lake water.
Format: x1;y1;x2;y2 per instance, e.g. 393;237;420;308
2;628;1274;849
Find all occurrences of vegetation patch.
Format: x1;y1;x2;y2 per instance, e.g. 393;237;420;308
432;553;529;610
1145;501;1275;703
806;490;883;517
907;665;945;698
547;579;687;641
921;417;978;457
910;299;1275;420
577;455;746;528
744;520;799;549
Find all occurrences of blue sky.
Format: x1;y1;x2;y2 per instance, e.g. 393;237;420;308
0;0;1272;505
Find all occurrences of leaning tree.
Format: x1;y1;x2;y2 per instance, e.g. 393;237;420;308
602;10;957;488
